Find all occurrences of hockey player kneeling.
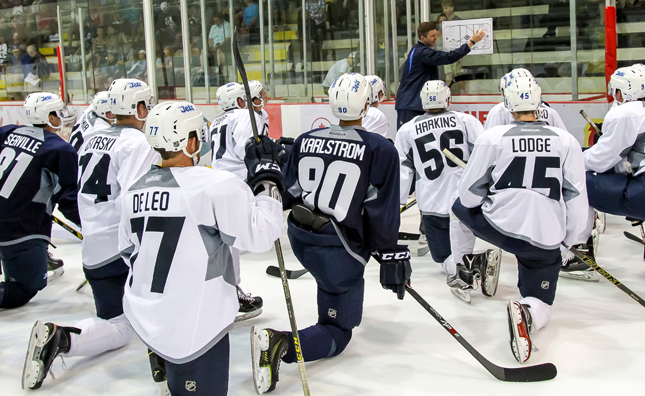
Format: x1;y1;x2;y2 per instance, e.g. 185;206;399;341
449;76;588;363
395;80;501;301
251;73;410;394
118;102;284;395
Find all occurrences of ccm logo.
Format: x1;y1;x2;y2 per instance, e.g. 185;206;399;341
382;252;410;260
255;163;281;172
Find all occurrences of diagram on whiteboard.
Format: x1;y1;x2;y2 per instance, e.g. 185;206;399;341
442;18;493;55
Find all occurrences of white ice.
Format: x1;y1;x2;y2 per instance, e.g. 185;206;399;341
2;211;645;395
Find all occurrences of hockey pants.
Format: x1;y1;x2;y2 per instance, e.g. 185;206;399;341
0;239;48;308
282;217;365;363
586;171;645;221
452;198;561;306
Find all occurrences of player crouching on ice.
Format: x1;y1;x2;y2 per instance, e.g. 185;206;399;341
120;102;284;395
448;75;588;363
395;80;501;303
251;73;411;393
561;66;645;279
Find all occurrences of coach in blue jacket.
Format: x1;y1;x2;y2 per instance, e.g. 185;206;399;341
395;22;485;130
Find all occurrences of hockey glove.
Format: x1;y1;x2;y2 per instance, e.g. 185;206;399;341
374;248;412;300
244;136;285;195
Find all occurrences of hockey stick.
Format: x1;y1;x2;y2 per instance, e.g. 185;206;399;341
52;216;82;240
448;73;475;88
580;110;602;137
442;148;645;309
400;199;417;214
233;29;311;396
51;216;90;291
405;285;557;382
266;266;309;279
398;232;421;241
624;231;644;246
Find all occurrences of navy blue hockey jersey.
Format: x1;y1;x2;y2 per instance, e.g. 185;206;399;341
283;125;400;262
0;125;80;245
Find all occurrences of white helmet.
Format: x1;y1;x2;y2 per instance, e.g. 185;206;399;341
421;80;451;110
242;80;265;107
499;68;533;93
328;73;370;121
365;75;385;104
609;67;645;103
92;91;114;121
145;101;205;165
503;76;542;112
216;82;245;111
23;92;67;129
107;78;156;120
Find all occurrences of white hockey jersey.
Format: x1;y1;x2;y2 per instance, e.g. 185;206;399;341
118;165;283;362
458;121;588;249
584;101;645;176
395;111;484;216
362;106;389;138
69;105;112;152
484;102;568;131
211;108;269;180
78;125;161;268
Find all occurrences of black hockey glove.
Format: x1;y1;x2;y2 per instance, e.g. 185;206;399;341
244;135;285;194
374;248;412;300
276;136;294;146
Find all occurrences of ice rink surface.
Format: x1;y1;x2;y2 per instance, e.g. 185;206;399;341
2;211;645;395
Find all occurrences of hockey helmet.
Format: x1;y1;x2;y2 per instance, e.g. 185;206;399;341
92;91;114;121
216;82;246;111
107;78;156;120
329;73;371;121
145;101;206;165
609;67;645;103
503;76;542;113
365;75;386;104
421;80;451;110
23;92;67;129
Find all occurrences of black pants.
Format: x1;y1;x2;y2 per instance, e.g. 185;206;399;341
396;109;424;130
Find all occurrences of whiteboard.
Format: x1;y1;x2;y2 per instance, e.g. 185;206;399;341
442;18;493;55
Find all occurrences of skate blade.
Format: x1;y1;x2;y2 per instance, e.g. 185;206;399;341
250;327;270;395
22;321;49;390
235;308;263;323
507;302;531;365
559;271;599;282
450;287;472;304
47;267;64;282
482;249;502;297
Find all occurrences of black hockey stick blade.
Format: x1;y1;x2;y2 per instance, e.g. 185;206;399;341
568;245;645;308
232;28;260;142
398;232;421;241
266;265;309;279
448;73;475;88
405;285;557;382
624;231;644;246
76;279;89;292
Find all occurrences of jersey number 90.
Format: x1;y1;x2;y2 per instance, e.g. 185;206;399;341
298;157;361;222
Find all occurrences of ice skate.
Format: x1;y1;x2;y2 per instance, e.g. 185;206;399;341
560;237;598;282
447;264;474;304
473;249;502;297
507;301;535;364
22;321;80;390
251;326;289;394
236;286;263;322
46;251;64;282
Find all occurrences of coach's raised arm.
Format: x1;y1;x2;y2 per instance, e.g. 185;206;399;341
395;22;485;130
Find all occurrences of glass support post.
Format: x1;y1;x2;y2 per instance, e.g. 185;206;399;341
359;0;366;74
260;0;266;85
268;0;275;95
200;0;210;102
570;0;578;100
391;0;399;96
180;0;192;101
406;0;412;51
143;0;157;95
78;7;88;103
57;6;67;100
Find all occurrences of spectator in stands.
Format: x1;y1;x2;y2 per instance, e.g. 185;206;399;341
123;0;142;36
93;26;108;58
11;14;27;44
21;44;49;80
288;8;314;77
321;51;356;94
272;0;288;30
126;48;147;80
541;0;569;38
107;24;125;53
207;13;230;67
442;0;461;21
156;44;175;86
241;0;259;44
395;22;484;129
305;0;326;61
155;1;181;50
